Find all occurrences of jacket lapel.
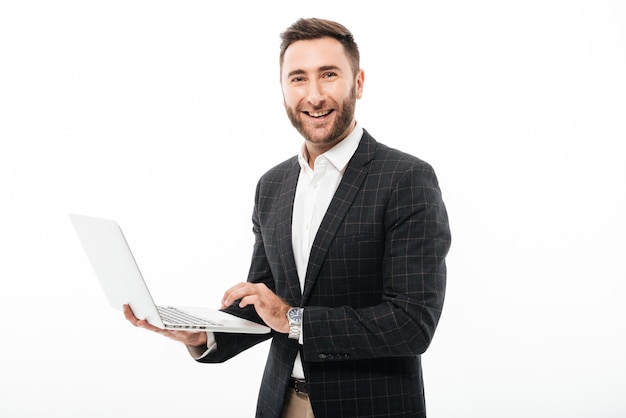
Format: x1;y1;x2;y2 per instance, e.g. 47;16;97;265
276;159;302;304
301;132;376;304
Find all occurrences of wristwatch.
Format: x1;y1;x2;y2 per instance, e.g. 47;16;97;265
287;307;303;340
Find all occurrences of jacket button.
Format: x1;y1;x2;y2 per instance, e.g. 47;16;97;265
318;353;327;359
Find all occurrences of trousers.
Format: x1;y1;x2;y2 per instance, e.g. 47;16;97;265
281;388;314;418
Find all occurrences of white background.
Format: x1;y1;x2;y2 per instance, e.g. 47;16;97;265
1;1;625;417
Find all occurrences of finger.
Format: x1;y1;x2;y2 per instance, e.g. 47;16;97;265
221;283;243;306
136;318;163;333
222;283;256;307
123;304;134;319
124;304;165;332
238;294;260;309
123;304;141;325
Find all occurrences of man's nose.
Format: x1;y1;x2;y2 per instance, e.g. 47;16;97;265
306;81;324;107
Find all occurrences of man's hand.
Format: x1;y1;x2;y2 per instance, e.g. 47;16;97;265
123;304;208;348
221;283;290;334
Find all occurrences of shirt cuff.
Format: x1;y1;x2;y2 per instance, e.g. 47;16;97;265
193;332;217;360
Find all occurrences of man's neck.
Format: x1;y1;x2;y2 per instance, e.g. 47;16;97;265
304;120;356;169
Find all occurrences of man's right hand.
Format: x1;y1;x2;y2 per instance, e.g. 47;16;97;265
123;304;208;349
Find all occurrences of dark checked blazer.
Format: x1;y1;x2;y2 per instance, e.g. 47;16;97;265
198;129;451;418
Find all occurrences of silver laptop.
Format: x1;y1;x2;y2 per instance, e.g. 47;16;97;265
69;213;270;334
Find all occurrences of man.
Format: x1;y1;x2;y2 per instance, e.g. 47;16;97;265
124;17;451;418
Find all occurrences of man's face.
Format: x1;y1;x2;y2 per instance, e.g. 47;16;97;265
281;37;364;152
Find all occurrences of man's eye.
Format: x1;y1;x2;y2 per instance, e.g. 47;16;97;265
322;72;337;79
291;77;305;83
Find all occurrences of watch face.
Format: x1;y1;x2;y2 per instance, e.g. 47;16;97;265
288;308;302;321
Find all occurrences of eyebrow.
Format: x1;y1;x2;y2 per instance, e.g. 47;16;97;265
286;65;343;79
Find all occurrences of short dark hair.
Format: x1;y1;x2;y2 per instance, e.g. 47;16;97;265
279;18;360;78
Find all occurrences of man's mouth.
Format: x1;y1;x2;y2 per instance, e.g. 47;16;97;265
305;109;333;118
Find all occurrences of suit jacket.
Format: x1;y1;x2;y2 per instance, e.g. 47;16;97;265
198;130;451;418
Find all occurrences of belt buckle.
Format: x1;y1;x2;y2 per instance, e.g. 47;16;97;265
293;378;305;393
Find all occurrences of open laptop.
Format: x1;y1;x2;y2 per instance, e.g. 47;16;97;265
69;213;270;334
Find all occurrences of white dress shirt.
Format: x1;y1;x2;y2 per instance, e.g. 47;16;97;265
290;122;363;379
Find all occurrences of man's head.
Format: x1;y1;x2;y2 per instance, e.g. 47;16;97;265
279;18;365;159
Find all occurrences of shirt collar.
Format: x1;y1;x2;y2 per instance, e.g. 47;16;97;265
297;122;363;173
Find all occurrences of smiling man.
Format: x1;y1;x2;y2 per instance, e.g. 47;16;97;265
124;18;451;418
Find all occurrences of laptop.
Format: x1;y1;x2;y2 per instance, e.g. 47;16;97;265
69;213;270;334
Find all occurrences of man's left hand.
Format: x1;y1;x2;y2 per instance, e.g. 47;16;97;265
221;283;290;334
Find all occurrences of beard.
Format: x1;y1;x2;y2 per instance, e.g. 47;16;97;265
285;85;357;147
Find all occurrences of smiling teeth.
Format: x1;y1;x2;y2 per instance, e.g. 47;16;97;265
309;110;331;117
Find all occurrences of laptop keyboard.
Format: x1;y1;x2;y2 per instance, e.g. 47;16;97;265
157;306;223;328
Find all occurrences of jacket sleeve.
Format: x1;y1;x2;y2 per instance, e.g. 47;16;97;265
301;162;451;362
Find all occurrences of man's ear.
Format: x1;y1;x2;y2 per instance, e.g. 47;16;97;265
355;69;365;99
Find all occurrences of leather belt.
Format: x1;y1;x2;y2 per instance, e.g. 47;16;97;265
289;378;308;394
